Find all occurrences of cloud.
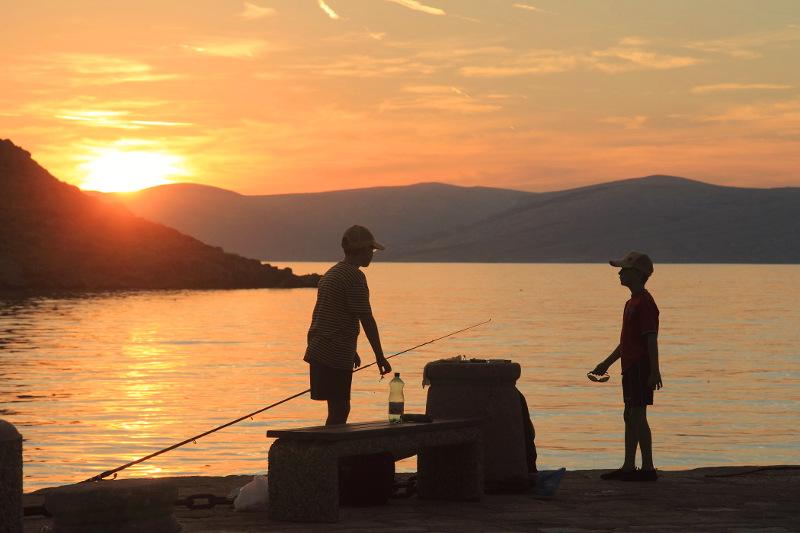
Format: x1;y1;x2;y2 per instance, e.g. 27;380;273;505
701;98;800;124
460;51;578;77
54;109;193;130
598;115;649;130
240;2;277;20
385;0;445;16
512;4;557;15
591;47;702;73
180;38;275;58
686;27;800;59
313;56;437;78
378;84;501;114
458;39;701;78
691;83;792;94
318;0;343;20
403;85;471;97
13;53;179;86
671;97;800;134
618;37;650;47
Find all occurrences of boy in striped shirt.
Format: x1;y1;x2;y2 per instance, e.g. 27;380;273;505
304;225;392;425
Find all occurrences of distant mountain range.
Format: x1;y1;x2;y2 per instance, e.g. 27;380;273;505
95;176;800;264
0;139;319;290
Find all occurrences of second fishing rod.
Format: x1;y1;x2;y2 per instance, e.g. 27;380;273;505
83;319;491;483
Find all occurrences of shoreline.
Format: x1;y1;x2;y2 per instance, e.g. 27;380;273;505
22;465;800;532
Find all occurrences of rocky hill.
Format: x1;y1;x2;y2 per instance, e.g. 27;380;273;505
0;139;319;290
98;176;800;264
96;181;531;262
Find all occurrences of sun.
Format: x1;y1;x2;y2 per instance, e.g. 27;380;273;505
78;149;189;193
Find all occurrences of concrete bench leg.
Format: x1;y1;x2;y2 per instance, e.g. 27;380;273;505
268;439;340;523
417;432;483;501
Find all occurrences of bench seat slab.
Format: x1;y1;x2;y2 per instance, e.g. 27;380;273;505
268;423;482;523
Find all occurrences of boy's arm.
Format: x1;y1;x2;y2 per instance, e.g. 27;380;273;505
592;345;621;375
645;332;662;390
359;313;392;375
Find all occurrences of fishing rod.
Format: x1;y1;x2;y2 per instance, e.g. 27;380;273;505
82;319;491;483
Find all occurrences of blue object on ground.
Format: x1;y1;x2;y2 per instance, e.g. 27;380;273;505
534;467;567;496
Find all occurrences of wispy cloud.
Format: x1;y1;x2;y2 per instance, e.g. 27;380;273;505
181;38;276;58
512;4;557;15
458;39;701;78
691;83;792;94
318;0;343;20
385;0;445;16
15;53;179;85
686;27;800;59
55;110;193;130
240;2;276;20
381;85;501;114
312;55;436;77
599;115;649;130
460;52;577;77
675;97;800;128
591;46;702;73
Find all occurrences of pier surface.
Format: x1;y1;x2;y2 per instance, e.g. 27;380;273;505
23;465;799;532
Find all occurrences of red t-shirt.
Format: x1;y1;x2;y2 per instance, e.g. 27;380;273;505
619;290;659;372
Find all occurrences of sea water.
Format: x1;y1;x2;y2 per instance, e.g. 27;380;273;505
1;263;798;491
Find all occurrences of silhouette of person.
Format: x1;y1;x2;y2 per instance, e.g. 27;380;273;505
304;225;392;425
591;251;662;482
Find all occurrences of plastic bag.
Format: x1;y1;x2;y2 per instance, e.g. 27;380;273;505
533;467;566;496
233;475;269;512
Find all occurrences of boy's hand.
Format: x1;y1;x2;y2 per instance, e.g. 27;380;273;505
649;370;662;390
353;354;361;369
376;355;392;376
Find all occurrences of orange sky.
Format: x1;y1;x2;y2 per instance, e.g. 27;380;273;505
2;1;799;194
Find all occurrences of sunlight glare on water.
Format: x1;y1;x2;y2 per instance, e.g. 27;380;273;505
1;263;798;491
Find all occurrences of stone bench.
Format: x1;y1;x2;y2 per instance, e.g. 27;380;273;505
266;418;483;523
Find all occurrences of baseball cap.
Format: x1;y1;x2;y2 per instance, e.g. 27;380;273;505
342;225;385;251
609;251;654;275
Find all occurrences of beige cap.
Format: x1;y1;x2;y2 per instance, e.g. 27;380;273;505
342;225;385;251
609;251;654;275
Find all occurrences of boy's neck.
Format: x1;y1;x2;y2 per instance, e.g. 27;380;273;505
629;284;647;295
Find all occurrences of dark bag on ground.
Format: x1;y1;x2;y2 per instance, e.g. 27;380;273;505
338;452;395;506
518;389;538;473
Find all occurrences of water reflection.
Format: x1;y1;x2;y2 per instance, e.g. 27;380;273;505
2;265;799;492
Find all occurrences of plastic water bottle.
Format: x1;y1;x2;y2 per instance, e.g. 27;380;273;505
388;372;404;423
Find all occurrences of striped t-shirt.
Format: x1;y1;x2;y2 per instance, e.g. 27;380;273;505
304;262;372;370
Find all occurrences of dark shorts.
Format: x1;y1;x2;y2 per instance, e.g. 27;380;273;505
309;359;352;402
622;357;654;406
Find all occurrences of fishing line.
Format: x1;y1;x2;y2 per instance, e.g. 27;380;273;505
82;319;491;483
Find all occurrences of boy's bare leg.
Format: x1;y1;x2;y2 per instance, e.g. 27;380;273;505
326;399;350;425
622;405;638;470
630;406;654;470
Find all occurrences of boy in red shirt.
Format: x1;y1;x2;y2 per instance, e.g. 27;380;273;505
591;251;662;482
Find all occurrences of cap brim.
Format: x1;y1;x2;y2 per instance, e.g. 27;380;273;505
373;242;386;251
